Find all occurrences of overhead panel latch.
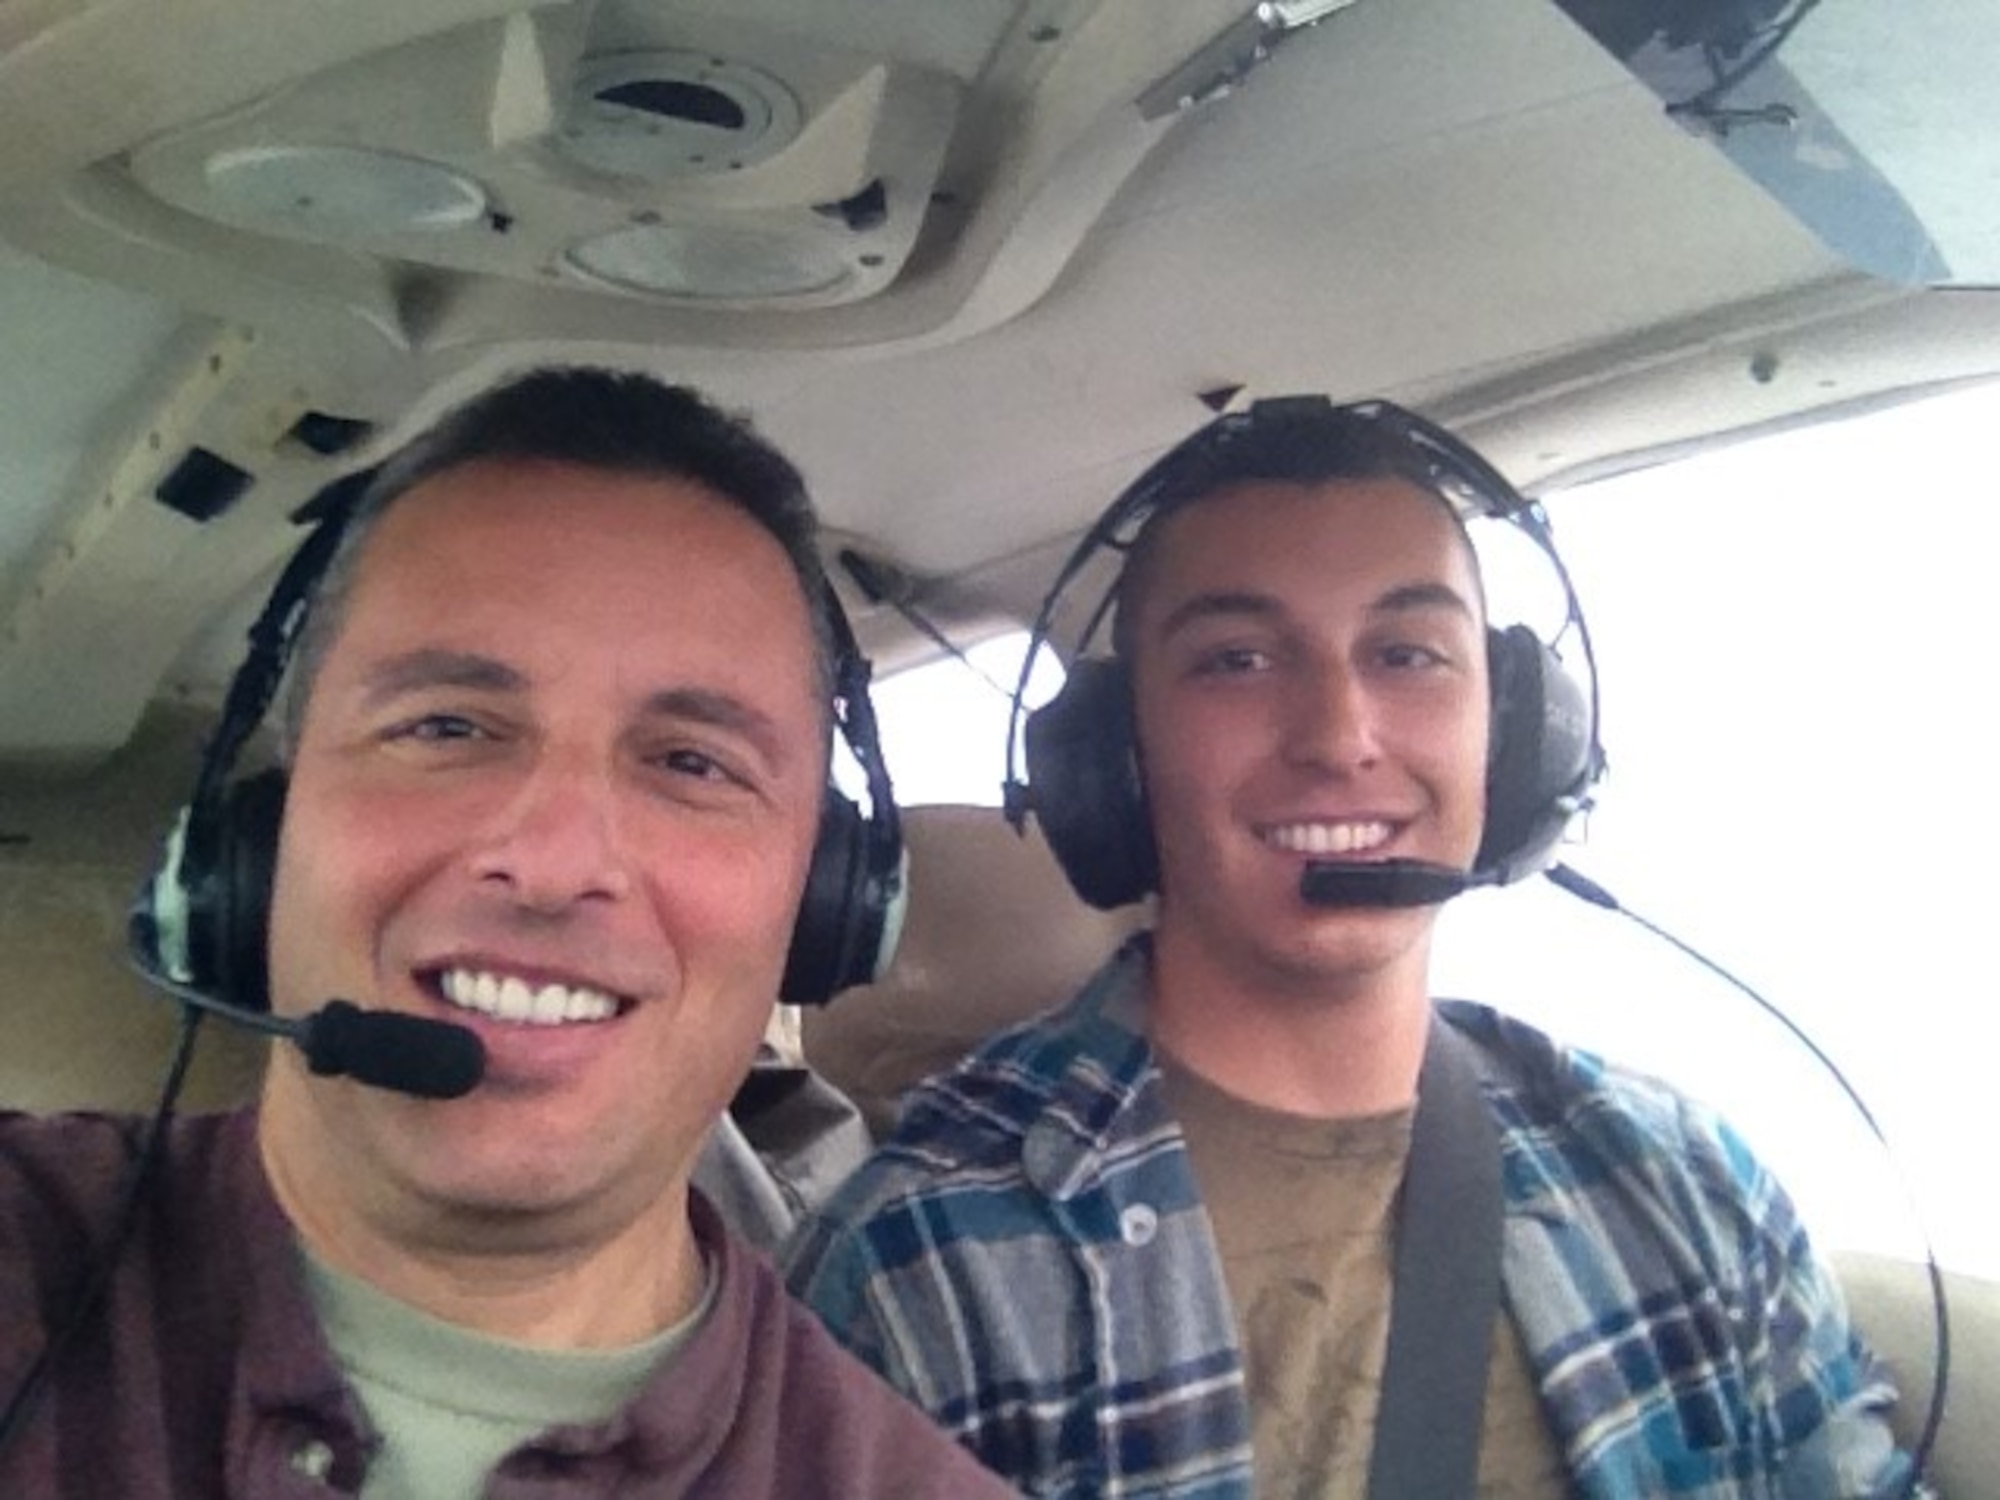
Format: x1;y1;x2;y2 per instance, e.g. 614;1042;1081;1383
1137;0;1359;120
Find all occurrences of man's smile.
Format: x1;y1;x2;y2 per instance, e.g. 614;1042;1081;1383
433;966;627;1025
1256;819;1397;857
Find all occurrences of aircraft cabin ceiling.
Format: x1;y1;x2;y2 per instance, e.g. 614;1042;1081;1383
2;0;1997;771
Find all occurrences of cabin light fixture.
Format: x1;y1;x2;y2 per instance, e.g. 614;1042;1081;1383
201;145;489;234
563;222;850;301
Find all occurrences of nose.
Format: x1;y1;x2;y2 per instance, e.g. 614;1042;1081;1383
1283;657;1382;772
465;752;635;911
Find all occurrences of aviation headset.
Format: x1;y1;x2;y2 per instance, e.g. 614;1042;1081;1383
130;463;905;1018
1004;394;1605;910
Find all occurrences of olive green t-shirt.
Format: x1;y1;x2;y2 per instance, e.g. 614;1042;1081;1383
1160;1053;1571;1499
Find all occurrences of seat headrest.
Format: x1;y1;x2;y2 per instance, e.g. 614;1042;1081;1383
800;803;1146;1138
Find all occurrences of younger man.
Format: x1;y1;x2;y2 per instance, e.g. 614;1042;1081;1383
787;397;1913;1497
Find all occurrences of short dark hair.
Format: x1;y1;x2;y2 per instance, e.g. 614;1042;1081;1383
1109;401;1484;660
282;366;836;749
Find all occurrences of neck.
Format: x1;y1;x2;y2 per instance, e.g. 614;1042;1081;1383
1145;923;1433;1117
256;1087;705;1349
297;1204;705;1349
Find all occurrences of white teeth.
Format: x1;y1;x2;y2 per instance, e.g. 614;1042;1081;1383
529;986;567;1024
498;976;533;1021
440;968;619;1025
1263;821;1393;856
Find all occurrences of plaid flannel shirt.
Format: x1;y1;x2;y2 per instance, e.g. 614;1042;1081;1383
784;940;1915;1498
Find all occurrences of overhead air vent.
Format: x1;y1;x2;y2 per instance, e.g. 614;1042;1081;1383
599;79;743;130
154;446;252;523
286;410;376;457
553;52;803;182
6;0;1226;340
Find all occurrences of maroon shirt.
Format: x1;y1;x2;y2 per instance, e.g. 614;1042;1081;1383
0;1109;1018;1497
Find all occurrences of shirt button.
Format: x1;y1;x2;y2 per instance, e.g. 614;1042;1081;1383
291;1438;336;1482
1120;1203;1159;1246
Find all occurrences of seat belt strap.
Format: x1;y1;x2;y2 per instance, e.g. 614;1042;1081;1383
1366;1011;1505;1499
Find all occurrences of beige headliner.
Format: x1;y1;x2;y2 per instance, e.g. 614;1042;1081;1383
2;0;1995;771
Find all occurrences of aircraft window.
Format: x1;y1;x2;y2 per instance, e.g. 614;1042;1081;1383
856;631;1064;809
1552;0;1998;285
1433;379;2000;1281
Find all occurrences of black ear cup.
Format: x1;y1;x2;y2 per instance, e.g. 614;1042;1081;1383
131;768;289;1012
1022;658;1155;911
778;608;906;1007
204;770;288;1013
782;787;903;1007
1478;623;1594;881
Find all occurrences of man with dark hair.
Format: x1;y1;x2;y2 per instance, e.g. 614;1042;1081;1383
285;367;841;746
0;366;1016;1497
786;399;1915;1497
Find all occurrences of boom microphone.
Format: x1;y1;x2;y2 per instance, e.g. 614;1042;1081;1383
1300;859;1498;908
297;1001;486;1099
134;963;485;1100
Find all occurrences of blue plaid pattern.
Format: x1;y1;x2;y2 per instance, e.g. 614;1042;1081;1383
785;942;1914;1498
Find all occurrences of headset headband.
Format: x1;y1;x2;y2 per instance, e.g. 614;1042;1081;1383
180;471;370;869
823;583;904;876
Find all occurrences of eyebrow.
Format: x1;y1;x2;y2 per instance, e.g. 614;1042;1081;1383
355;652;793;762
1156;580;1479;641
356;649;525;705
638;685;791;765
1371;581;1480;621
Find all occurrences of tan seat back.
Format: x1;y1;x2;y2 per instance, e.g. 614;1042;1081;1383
1833;1250;1998;1495
801;803;1146;1138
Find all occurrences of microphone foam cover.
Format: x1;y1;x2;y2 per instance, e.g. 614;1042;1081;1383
302;1000;486;1100
1298;860;1482;909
